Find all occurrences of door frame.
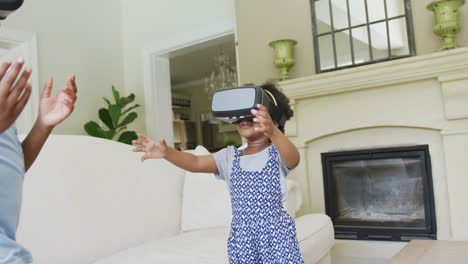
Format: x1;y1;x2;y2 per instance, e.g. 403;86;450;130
141;22;238;147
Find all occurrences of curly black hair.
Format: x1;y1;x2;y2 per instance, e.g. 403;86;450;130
244;82;294;133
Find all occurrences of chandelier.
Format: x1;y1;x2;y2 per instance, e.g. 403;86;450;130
205;48;238;98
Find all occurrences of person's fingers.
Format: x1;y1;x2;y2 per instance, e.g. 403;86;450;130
133;147;145;153
251;107;269;118
59;87;77;103
7;67;32;103
41;77;54;99
0;58;25;96
132;140;145;147
14;83;32;116
0;61;12;96
0;61;12;78
141;154;149;162
256;104;268;112
137;133;153;142
67;73;77;94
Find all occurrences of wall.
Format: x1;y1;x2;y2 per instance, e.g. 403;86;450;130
3;0;124;135
120;0;236;134
234;0;468;84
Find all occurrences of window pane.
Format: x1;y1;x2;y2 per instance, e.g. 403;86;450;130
331;0;349;30
370;22;389;60
352;26;371;64
336;31;352;67
389;18;409;56
315;0;331;34
368;0;386;22
311;0;414;73
318;34;335;70
349;0;366;27
387;0;405;18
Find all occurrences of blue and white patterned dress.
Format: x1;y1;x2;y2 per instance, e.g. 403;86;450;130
227;145;304;264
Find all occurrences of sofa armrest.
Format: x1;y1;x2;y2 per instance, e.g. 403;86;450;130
284;179;303;218
17;135;186;264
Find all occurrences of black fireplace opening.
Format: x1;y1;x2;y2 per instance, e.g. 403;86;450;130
321;145;437;241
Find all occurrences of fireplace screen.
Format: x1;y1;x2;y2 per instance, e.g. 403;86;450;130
322;145;436;241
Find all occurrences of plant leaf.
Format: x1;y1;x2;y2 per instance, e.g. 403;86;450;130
102;97;111;106
120;93;135;108
98;108;114;130
118;112;138;127
108;104;121;127
106;130;116;140
112;85;120;105
122;104;140;116
84;121;108;139
117;131;138;145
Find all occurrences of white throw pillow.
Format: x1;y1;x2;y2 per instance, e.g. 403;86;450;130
181;146;232;232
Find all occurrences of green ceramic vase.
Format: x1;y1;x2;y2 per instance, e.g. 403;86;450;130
427;0;466;50
269;39;297;80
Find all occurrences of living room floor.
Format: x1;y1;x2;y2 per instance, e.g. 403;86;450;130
330;240;407;264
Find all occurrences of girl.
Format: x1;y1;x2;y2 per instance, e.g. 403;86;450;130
132;83;304;264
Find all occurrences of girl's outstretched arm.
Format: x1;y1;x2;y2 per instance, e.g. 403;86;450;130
132;133;218;173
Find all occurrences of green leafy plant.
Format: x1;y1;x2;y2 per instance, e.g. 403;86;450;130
84;86;140;145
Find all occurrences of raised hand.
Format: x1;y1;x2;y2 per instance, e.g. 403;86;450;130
37;74;77;129
132;133;169;162
251;104;279;138
0;58;32;133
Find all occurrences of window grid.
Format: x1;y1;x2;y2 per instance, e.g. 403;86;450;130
311;0;416;73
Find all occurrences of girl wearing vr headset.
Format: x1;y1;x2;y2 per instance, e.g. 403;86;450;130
133;83;303;264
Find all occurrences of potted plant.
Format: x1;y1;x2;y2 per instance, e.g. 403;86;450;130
84;86;140;144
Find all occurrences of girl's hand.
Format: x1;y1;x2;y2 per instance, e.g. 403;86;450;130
132;133;168;162
251;104;279;138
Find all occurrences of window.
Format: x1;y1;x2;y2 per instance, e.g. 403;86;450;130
311;0;415;73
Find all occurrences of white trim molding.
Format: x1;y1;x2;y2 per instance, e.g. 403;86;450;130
280;47;468;100
141;22;236;144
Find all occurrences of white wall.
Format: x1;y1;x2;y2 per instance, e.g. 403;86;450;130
120;0;236;134
2;0;124;135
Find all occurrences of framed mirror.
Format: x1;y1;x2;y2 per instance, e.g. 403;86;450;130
311;0;416;73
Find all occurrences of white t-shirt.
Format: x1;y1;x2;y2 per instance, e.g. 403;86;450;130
212;145;291;202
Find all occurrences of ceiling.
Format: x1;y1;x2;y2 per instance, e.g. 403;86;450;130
169;36;236;88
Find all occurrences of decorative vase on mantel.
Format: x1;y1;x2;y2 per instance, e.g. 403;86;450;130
269;39;297;80
426;0;466;51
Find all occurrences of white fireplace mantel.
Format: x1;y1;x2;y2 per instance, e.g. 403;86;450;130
279;48;468;241
280;47;468;102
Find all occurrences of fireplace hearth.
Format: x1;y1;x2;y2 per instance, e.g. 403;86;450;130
321;145;437;241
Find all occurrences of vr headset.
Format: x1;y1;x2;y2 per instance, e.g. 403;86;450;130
0;0;23;20
211;86;287;129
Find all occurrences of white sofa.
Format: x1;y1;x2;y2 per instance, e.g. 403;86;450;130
17;135;334;264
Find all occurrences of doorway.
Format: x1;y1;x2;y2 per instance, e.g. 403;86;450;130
142;25;241;151
170;35;241;151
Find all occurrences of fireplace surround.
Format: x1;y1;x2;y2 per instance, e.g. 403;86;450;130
279;47;468;241
321;145;437;241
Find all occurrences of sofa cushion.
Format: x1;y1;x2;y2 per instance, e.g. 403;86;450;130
93;227;230;264
181;145;232;231
295;214;334;264
17;135;186;264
